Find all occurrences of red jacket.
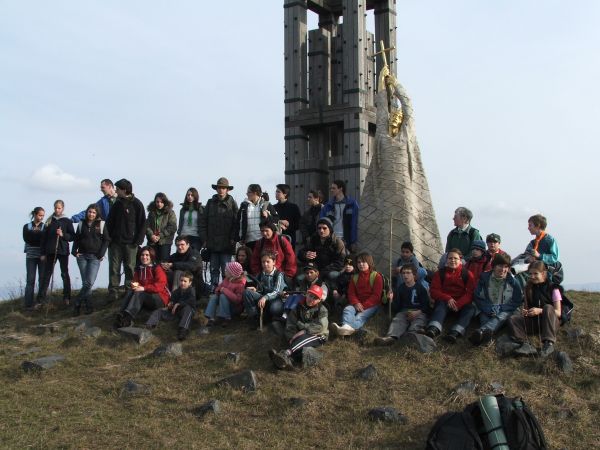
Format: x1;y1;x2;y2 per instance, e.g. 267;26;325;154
347;270;383;310
465;256;488;286
250;235;297;278
215;277;247;314
133;264;170;305
430;264;475;310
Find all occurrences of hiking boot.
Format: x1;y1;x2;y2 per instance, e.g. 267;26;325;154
468;329;483;346
374;336;396;347
83;303;94;315
206;319;215;327
480;329;493;345
443;330;460;344
177;327;189;341
539;341;555;358
425;326;440;339
270;350;294;370
73;302;82;317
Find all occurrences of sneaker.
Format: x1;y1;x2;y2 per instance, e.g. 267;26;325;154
468;329;483;346
177;327;189;341
73;304;81;317
539;341;555;358
443;330;460;344
337;324;355;336
425;326;440;339
374;336;396;347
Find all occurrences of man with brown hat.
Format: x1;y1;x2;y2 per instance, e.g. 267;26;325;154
200;177;239;288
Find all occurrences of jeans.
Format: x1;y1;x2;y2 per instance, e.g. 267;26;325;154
478;311;511;333
209;252;232;286
76;254;101;302
123;291;164;319
205;293;236;320
187;236;203;251
149;243;172;263
38;254;71;301
387;310;428;337
24;257;45;308
428;302;476;335
342;304;380;330
108;242;138;294
243;290;284;322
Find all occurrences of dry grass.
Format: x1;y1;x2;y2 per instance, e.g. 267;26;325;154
0;290;599;449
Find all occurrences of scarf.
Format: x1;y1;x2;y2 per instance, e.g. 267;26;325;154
532;231;546;252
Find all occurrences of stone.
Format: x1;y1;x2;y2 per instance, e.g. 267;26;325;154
453;381;477;397
555;351;574;374
396;332;436;353
358;364;377;381
22;355;65;372
84;327;102;338
35;324;60;335
197;326;210;336
301;347;323;368
13;347;41;357
367;407;408;424
222;334;234;344
120;380;151;397
152;342;183;358
566;328;585;339
513;342;538;357
118;327;153;345
287;397;307;408
193;400;221;418
216;370;257;392
225;352;240;364
495;335;522;356
74;320;92;333
489;382;504;394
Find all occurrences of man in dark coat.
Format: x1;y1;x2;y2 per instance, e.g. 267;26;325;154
298;217;345;282
161;235;204;298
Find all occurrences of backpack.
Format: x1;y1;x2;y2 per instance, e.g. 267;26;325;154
438;266;470;286
556;285;574;325
426;395;548;450
76;220;105;235
352;271;390;305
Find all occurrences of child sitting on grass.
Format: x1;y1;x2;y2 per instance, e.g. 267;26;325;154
243;251;287;326
204;261;246;327
145;271;196;341
374;264;431;345
269;284;328;370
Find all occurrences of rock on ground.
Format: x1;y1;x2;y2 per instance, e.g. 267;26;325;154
120;380;151;397
117;327;153;345
152;342;183;357
396;332;436;353
194;400;221;418
358;364;377;380
216;370;257;392
367;407;408;424
21;355;65;372
301;347;323;368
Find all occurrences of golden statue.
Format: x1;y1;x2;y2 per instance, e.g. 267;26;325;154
375;40;403;137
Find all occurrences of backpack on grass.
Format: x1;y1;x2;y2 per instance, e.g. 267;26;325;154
426;394;548;450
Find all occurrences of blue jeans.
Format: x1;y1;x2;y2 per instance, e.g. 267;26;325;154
210;252;232;286
24;257;45;308
76;254;101;302
478;311;511;333
342;304;380;330
428;302;476;335
205;293;235;320
243;290;284;322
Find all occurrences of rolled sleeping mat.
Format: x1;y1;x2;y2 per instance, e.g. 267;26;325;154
478;395;509;450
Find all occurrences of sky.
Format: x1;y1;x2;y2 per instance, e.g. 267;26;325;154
1;1;599;298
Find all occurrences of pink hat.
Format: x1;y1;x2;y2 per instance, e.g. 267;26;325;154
226;261;243;279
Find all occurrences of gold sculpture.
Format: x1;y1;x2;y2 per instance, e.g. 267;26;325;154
375;40;403;137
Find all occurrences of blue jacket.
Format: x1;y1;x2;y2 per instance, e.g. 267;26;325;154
474;271;522;315
320;196;359;245
71;195;114;223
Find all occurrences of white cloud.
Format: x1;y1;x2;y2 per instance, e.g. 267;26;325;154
477;202;535;220
27;164;92;191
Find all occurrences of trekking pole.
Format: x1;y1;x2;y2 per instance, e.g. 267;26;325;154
388;214;393;320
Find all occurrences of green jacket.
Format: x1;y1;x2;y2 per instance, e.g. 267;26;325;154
445;225;481;257
285;300;329;340
146;203;177;246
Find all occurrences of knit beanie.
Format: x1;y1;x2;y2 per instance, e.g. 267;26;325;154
316;217;334;234
471;240;486;252
225;261;243;279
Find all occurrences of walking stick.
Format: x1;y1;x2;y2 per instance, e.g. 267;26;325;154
259;304;264;332
388;215;393;320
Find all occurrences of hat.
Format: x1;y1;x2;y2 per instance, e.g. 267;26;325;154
212;177;234;191
303;262;320;273
115;178;132;195
486;233;501;243
471;240;486;252
225;261;243;278
306;284;323;300
316;217;334;234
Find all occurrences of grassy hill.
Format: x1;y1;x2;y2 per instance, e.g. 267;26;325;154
0;291;598;449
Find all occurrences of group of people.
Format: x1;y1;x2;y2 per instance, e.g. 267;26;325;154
23;176;566;368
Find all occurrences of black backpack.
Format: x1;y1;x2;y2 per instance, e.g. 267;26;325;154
426;395;548;450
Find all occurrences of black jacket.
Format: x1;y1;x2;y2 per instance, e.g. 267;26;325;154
299;204;323;246
171;287;197;309
71;220;110;258
200;194;238;252
168;248;202;273
106;194;146;245
274;201;301;246
40;216;75;256
299;233;346;276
